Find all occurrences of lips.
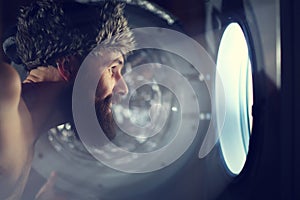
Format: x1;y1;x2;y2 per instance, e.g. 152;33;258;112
100;94;113;115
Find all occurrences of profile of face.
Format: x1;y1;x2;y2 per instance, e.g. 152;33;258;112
92;51;128;140
25;50;128;140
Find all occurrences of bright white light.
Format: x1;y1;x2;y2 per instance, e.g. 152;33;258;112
171;107;178;112
215;23;253;175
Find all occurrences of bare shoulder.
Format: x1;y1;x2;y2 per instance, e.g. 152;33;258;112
0;62;21;109
0;63;33;199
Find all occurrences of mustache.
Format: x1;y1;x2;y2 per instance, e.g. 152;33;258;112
95;94;112;105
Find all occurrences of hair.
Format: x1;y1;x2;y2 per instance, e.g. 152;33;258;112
16;0;135;71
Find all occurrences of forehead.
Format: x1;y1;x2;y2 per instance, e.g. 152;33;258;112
85;50;124;68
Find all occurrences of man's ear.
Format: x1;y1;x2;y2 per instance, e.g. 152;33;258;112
56;56;80;81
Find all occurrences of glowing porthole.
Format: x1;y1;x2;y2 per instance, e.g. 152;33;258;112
215;22;253;175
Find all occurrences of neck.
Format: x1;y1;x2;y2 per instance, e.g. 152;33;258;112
21;81;73;142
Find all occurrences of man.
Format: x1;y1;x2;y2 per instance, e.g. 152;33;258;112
0;0;134;199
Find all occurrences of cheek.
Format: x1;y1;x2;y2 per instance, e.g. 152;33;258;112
96;75;114;100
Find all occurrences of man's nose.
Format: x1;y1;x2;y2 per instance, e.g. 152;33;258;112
114;76;129;96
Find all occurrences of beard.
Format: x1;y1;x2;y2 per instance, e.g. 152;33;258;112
95;94;116;140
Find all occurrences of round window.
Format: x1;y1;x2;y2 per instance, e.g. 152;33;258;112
215;22;253;175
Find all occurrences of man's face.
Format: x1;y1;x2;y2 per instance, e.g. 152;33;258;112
94;51;128;140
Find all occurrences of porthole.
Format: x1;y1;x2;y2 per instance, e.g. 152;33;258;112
215;22;254;175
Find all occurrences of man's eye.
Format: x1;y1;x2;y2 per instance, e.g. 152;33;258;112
109;66;117;74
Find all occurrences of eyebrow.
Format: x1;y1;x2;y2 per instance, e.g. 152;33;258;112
110;58;124;66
